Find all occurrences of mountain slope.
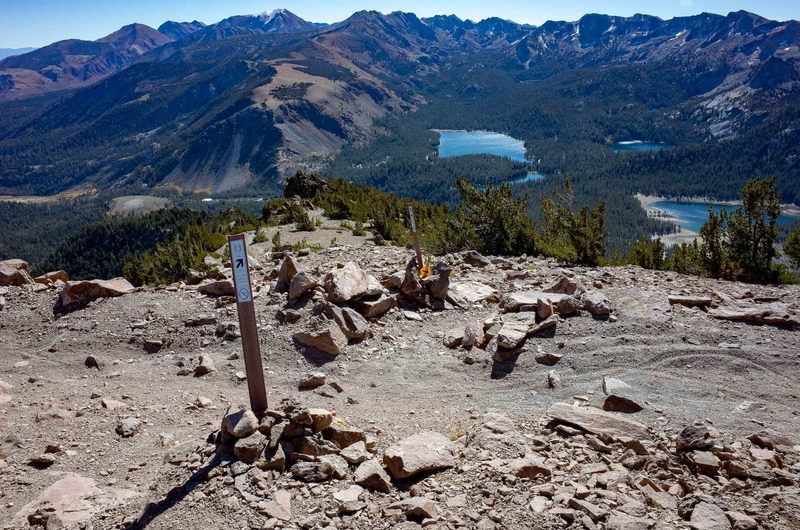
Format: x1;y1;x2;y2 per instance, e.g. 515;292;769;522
0;24;172;100
0;9;798;204
157;20;207;40
0;48;37;61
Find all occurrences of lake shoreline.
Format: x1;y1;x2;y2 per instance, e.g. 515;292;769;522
635;193;800;217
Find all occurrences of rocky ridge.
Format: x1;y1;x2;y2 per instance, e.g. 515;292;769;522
0;233;799;529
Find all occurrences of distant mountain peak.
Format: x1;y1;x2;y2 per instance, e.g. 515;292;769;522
259;8;287;22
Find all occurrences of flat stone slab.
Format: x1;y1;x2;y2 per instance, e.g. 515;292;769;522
546;402;651;441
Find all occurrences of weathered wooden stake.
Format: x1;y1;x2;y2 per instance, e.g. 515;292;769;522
408;205;424;270
227;234;268;417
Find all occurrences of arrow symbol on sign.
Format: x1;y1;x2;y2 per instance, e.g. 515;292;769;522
235;258;244;268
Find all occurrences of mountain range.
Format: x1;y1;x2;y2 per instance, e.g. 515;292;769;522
0;8;798;202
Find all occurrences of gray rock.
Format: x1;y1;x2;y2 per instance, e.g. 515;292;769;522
223;409;259;439
325;261;370;303
193;354;216;377
607;513;655;530
278;256;300;284
234;432;266;464
676;425;715;451
388;497;440;520
288;272;317;300
463;251;491;267
354;293;397;318
341;441;370;464
602;394;643;413
298;372;326;390
689;502;731;530
293;316;348;356
115;417;141;437
197;280;235;297
547;370;561;389
546;402;651;441
602;377;632;395
582;292;613;316
509;454;552;478
543;275;583;295
319;453;349;479
354;459;392;492
333;485;366;514
291;461;334;482
383;432;456;479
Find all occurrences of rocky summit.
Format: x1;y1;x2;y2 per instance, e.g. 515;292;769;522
0;231;799;530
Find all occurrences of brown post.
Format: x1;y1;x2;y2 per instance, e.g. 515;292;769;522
408;205;424;270
227;234;268;417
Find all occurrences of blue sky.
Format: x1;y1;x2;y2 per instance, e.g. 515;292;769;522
2;0;799;48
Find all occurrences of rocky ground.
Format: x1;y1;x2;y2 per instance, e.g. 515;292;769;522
1;227;799;530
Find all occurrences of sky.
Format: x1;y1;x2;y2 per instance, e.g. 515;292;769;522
2;0;800;49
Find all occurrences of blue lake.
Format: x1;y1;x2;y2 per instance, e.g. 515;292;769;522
650;201;795;233
609;141;668;153
515;172;545;184
437;130;529;163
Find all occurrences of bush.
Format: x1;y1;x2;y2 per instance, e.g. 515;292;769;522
271;231;282;251
352;220;366;236
538;176;606;266
628;238;665;269
447;177;536;256
786;228;800;268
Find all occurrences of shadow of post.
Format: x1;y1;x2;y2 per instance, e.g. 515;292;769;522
129;452;227;529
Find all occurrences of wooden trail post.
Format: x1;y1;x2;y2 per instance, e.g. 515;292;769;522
408;205;424;271
227;234;268;418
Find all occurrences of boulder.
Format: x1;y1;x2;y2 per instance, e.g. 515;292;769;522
291;461;334;482
341;441;370;464
501;291;570;313
497;320;529;350
341;307;370;339
354;459;392;492
333;485;366;514
462;321;486;348
59;278;134;307
234;432;266;464
298;372;326;390
668;295;713;308
602;377;632;395
387;497;440;520
324;423;366;449
325;261;370;303
293;316;348;356
308;408;334;432
383;431;456;479
709;303;800;327
748;430;794;451
115;417;141;437
692;451;721;476
278;256;300;284
546;403;651;441
443;327;465;348
283;171;330;199
423;262;451;300
447;281;498;308
463;250;491;267
509;454;552;478
288;272;317;300
197;280;235;297
34;270;68;285
676;425;715;452
0;259;34;287
689;502;731;530
582;292;613;316
354;293;397;319
543;275;583;295
193;354;216;376
603;395;643;414
223;409;259;439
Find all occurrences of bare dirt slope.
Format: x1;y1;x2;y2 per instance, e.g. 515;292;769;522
1;234;799;529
